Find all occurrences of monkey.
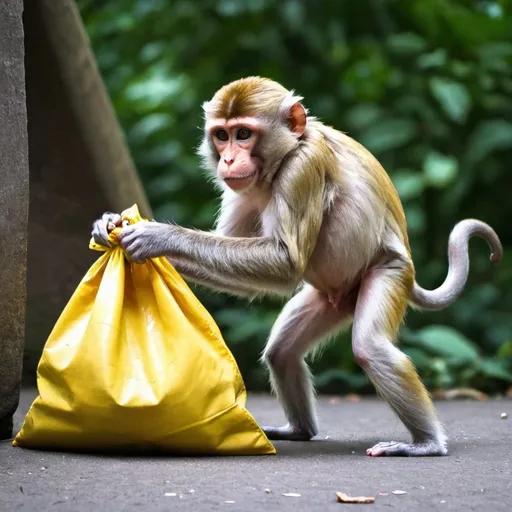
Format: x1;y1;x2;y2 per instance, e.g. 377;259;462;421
92;77;502;457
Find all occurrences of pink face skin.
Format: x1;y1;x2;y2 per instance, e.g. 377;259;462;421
207;117;264;192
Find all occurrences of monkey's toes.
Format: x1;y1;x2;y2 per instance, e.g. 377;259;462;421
366;441;406;456
262;425;314;441
366;440;447;457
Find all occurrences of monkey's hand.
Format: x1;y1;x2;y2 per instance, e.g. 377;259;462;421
91;212;122;248
118;221;172;263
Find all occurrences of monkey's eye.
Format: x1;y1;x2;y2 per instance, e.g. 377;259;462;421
236;128;252;140
215;129;229;142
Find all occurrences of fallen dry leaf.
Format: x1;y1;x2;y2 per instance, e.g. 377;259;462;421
431;388;488;401
392;490;407;495
500;412;508;419
264;489;271;493
336;492;375;504
379;493;389;496
345;394;361;403
283;493;301;497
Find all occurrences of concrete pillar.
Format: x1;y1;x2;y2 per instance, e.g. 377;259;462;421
0;0;30;440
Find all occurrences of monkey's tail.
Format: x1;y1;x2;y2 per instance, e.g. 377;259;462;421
410;219;503;311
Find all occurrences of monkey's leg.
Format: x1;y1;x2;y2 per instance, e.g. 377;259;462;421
262;285;353;441
352;264;447;457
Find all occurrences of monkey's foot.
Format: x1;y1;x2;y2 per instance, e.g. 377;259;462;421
366;440;448;457
262;425;315;441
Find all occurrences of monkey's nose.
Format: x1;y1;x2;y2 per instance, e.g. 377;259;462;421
224;157;234;166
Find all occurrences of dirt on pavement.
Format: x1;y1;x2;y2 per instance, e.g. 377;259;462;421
1;388;510;511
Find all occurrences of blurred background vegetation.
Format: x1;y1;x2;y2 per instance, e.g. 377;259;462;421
78;0;512;395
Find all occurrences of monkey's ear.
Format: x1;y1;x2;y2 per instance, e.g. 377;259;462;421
288;103;307;137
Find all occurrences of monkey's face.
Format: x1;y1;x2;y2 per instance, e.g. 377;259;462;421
207;117;264;192
199;77;308;193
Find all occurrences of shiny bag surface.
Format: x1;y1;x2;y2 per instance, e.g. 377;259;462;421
14;205;275;455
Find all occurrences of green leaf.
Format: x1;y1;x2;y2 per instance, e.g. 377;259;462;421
387;32;428;55
392;169;425;200
124;68;186;108
344;104;381;130
442;4;511;45
429;77;471;124
450;61;474;78
315;369;368;390
139;142;181;166
402;347;433;371
479;359;512;382
413;325;479;363
129;113;171;142
282;0;305;31
360;118;417;153
330;42;350;65
423;151;458;188
216;309;275;344
481;94;512;111
146;173;185;197
403;204;425;233
417;48;447;69
466;120;512;166
430;358;455;388
476;42;512;61
216;0;246;16
497;341;512;360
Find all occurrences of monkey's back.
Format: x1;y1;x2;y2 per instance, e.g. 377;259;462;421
303;122;414;294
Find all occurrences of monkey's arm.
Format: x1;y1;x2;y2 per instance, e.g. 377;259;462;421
167;256;260;298
119;158;325;292
123;223;297;293
168;189;263;296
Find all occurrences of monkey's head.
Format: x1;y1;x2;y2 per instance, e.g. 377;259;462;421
199;77;307;193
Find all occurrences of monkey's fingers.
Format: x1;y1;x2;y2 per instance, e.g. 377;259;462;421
117;227;150;263
103;212;122;232
91;222;111;248
91;213;121;248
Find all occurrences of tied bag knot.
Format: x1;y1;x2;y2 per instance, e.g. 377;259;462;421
89;204;146;259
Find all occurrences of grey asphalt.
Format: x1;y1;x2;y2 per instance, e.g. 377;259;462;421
1;388;511;511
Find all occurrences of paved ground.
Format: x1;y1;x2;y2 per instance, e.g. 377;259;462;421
0;388;510;511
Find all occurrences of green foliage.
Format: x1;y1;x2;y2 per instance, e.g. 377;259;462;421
78;0;512;394
429;77;472;124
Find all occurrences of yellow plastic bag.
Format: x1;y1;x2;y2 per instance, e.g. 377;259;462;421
14;204;275;456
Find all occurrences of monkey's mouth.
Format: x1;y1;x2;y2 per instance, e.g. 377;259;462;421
223;171;257;191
